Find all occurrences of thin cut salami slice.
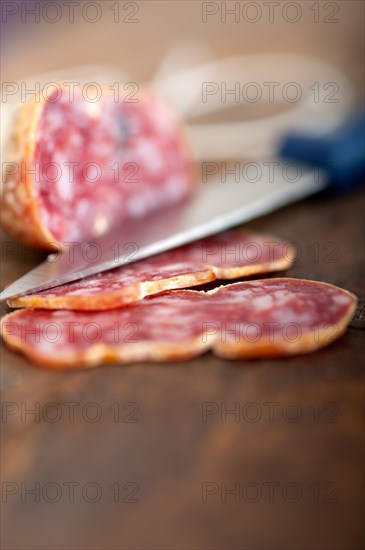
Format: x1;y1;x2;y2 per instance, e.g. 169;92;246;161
1;279;356;368
8;230;295;310
1;87;194;249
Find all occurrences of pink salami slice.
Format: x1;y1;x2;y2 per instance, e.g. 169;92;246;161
1;88;194;249
8;231;295;310
1;279;356;368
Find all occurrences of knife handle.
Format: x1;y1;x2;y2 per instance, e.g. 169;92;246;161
279;111;365;192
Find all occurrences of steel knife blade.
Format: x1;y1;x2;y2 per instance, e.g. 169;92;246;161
0;163;327;302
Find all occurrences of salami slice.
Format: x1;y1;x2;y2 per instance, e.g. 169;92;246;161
8;231;295;310
1;279;356;368
1;87;194;249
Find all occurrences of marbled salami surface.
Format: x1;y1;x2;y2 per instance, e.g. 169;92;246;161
1;278;357;368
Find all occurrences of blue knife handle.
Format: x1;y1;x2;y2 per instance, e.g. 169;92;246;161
279;111;365;191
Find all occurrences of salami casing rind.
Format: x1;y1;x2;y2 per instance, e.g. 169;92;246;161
8;231;295;310
1;87;194;249
1;279;357;368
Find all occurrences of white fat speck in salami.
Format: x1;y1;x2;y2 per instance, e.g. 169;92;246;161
1;279;357;369
8;231;295;310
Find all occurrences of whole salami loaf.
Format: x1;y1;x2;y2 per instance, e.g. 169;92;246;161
1;87;194;249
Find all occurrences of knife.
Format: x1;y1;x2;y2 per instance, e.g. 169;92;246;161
1;113;364;302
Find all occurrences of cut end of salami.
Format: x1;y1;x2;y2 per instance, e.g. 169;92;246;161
1;87;194;249
8;231;296;310
1;279;357;369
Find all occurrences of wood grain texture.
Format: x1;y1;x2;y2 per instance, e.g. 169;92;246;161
1;187;364;550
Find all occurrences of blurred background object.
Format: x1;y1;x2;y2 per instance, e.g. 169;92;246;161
1;0;364;93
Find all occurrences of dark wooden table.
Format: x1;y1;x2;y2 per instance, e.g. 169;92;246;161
1;185;364;550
